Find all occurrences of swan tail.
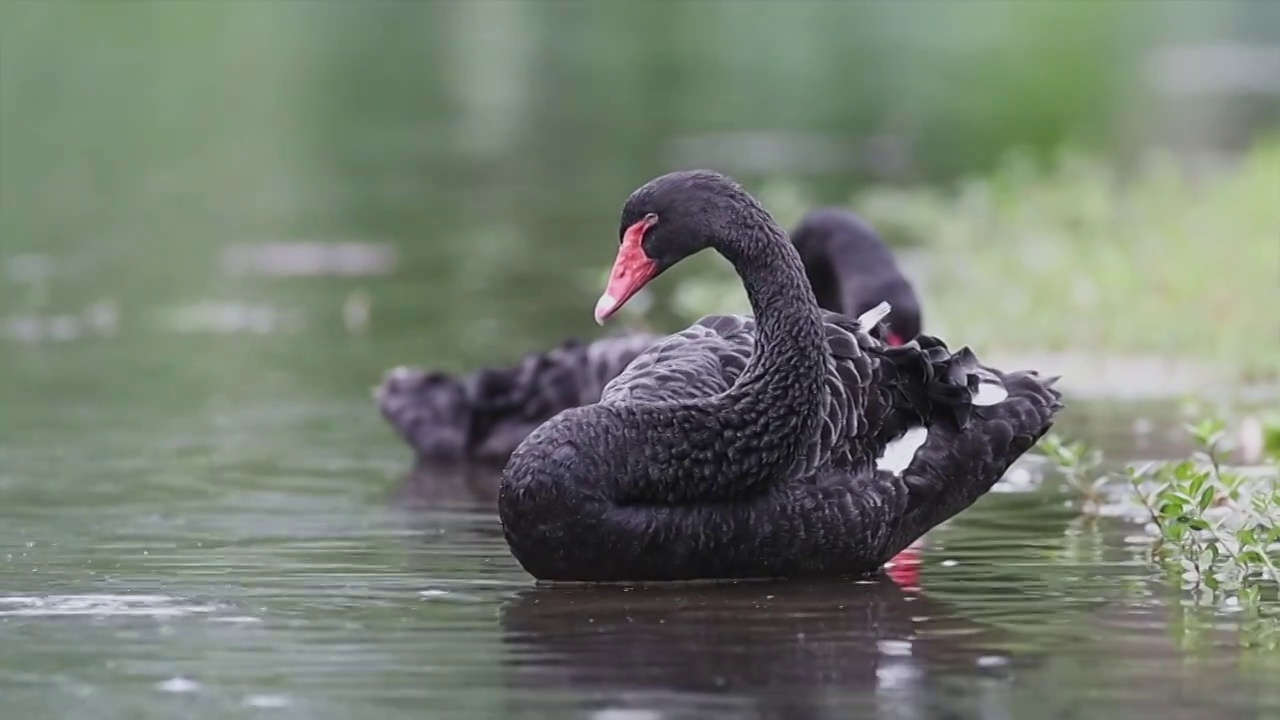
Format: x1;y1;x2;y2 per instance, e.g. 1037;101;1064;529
890;369;1064;540
873;334;1037;433
377;333;658;461
375;367;473;461
857;368;1063;565
857;335;1063;495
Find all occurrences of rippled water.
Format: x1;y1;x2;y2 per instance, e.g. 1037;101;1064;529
1;338;1276;720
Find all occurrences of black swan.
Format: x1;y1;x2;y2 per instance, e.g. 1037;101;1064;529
498;170;1063;582
376;207;921;463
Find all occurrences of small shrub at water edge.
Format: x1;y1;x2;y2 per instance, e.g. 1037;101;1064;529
1042;417;1280;603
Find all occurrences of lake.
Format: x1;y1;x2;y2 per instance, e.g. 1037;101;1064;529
1;330;1277;720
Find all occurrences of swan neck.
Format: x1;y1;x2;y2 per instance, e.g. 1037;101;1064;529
720;219;828;386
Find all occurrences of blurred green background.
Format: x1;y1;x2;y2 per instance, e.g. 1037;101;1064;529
1;0;1278;394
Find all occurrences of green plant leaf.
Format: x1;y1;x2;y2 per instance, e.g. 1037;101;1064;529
1197;485;1216;513
1189;418;1227;449
1185;517;1211;532
1173;461;1198;482
1240;550;1266;566
1206;542;1220;564
1188;472;1208;501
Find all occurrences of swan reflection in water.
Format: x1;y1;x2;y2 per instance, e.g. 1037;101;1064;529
391;460;502;511
499;580;1025;720
393;463;1018;719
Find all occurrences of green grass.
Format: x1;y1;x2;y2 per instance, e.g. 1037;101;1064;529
848;137;1280;381
671;138;1280;384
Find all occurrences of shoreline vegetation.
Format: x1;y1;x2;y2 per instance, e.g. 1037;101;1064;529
673;137;1280;389
1040;416;1279;654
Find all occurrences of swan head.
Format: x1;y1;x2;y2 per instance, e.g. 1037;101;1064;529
594;170;751;325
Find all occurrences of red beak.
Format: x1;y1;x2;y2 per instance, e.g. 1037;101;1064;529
594;217;659;325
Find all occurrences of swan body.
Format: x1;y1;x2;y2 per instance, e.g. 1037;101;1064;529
498;170;1063;582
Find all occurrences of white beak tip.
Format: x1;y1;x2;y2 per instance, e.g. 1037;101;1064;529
594;292;618;325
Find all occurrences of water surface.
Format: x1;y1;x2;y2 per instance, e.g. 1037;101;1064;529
2;338;1277;720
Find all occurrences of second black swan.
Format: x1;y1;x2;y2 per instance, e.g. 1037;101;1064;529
376;207;921;463
498;170;1063;582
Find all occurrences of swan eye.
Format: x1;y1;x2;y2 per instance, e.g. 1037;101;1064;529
644;213;658;225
